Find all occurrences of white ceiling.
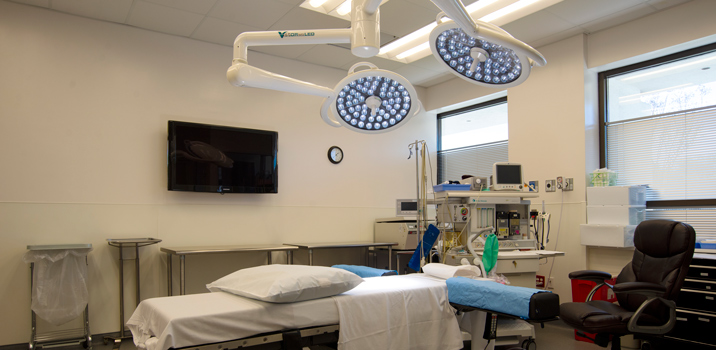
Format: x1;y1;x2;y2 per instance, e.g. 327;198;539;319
7;0;693;87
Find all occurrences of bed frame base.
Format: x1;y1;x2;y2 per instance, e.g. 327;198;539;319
178;325;340;350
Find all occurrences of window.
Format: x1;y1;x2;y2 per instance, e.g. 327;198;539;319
437;97;508;183
600;43;716;238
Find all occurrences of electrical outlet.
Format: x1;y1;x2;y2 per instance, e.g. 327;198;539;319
545;179;556;192
548;277;555;289
556;176;564;189
528;180;539;192
564;178;574;191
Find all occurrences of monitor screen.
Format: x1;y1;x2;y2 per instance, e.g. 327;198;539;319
495;164;522;184
168;121;278;194
396;199;418;216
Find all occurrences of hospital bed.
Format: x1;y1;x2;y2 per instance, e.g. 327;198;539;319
127;267;558;350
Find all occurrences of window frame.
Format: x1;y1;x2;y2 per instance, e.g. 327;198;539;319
437;96;508;184
598;42;716;208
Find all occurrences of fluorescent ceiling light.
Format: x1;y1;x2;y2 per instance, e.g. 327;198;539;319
310;0;329;7
465;0;501;13
396;42;430;60
480;0;540;22
336;0;352;16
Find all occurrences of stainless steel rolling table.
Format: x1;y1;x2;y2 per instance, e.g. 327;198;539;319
104;238;162;349
161;245;298;296
26;244;93;350
283;242;397;268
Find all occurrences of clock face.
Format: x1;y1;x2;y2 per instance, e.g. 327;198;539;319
328;146;343;164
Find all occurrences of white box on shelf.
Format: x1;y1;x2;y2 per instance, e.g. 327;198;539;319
580;224;636;248
587;205;646;225
587;185;646;206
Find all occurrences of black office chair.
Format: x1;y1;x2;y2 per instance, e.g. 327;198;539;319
560;220;695;350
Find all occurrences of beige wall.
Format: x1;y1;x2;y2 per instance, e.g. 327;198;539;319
0;1;433;345
2;0;716;346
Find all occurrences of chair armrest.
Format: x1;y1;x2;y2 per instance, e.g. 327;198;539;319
613;282;666;298
567;270;612;284
627;297;677;335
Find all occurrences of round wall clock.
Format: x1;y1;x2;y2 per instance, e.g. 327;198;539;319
328;146;343;164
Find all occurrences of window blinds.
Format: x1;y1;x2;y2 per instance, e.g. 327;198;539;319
437;140;508;183
607;104;716;239
606;104;716;201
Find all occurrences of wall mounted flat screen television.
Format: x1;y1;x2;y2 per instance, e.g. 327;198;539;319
168;121;278;194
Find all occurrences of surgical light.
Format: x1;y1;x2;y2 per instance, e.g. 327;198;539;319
226;0;547;133
321;62;421;133
428;0;546;88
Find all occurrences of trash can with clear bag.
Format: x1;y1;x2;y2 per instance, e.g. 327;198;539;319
24;244;93;350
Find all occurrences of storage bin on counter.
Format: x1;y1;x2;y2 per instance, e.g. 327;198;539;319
580;224;636;248
433;184;471;192
586;185;646;206
587;205;645;225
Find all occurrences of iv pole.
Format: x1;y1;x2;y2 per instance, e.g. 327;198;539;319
409;140;429;269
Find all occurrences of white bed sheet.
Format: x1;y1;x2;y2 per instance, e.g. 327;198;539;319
127;291;338;350
127;274;462;350
334;274;463;350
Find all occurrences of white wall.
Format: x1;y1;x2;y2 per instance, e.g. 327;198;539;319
0;1;434;345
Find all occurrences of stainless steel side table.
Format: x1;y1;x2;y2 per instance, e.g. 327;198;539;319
104;238;161;350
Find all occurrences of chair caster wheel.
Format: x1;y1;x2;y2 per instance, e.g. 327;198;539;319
522;338;536;350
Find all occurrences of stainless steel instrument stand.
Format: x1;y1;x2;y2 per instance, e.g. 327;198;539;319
104;238;161;350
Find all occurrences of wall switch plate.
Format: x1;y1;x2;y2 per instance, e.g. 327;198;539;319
545;180;556;192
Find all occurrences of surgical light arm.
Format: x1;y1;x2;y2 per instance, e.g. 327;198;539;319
227;0;381;95
226;0;384;128
429;0;546;66
227;29;351;98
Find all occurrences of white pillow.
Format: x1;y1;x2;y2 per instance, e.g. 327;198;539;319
206;264;364;303
422;263;482;280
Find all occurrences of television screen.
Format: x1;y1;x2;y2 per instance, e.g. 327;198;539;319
168;121;278;193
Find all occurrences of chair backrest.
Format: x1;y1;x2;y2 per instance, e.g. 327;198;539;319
615;220;695;312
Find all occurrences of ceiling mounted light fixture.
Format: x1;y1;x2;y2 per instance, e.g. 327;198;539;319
227;0;422;134
226;0;547;133
429;0;546;88
321;62;421;133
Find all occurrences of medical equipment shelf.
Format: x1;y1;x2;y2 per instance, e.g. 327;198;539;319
104;238;161;350
283;242;396;268
432;191;539;198
26;244;92;350
161;244;299;295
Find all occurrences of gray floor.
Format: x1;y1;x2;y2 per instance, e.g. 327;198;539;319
507;320;612;350
83;321;612;350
